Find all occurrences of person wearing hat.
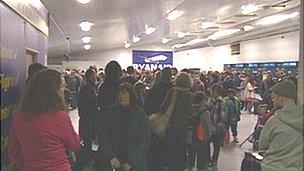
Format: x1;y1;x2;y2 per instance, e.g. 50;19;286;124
223;88;241;143
259;81;303;171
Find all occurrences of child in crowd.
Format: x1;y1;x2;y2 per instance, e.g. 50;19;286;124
187;90;212;171
251;104;276;150
223;88;241;143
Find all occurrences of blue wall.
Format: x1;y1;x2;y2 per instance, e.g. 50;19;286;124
0;2;48;170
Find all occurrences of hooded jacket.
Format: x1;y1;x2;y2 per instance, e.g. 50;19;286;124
259;104;303;171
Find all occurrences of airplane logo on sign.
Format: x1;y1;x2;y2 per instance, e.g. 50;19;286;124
140;54;168;64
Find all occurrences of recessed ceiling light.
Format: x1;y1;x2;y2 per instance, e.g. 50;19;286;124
132;35;140;43
145;25;157;35
171;43;187;49
161;38;171;44
257;12;299;25
177;32;188;38
25;0;42;8
77;0;91;4
79;21;93;32
243;25;254;31
166;9;184;21
124;41;131;48
241;4;262;14
201;21;215;29
82;36;92;43
186;38;208;45
208;29;240;40
83;44;91;50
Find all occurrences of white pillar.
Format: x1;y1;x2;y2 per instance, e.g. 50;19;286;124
298;0;304;104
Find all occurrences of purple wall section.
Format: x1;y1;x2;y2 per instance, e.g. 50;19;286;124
26;23;40;51
0;2;48;170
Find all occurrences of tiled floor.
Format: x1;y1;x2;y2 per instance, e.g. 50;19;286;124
68;110;258;171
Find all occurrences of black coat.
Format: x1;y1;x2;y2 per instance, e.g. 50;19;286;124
99;104;150;171
144;81;173;115
77;81;98;140
97;81;120;110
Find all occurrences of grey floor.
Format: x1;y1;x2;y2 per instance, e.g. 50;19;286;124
69;110;257;171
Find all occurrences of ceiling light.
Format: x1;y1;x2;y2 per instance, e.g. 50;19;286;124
186;38;208;45
161;38;171;44
257;12;299;25
77;0;91;4
83;44;91;50
288;11;300;18
171;43;187;49
166;9;184;21
132;35;140;43
271;5;286;10
79;21;93;32
241;4;261;14
124;41;131;48
243;25;254;31
145;25;157;35
201;21;215;29
208;29;240;40
177;32;188;38
82;36;92;43
25;0;42;8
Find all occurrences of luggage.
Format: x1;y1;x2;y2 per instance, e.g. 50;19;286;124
240;152;262;171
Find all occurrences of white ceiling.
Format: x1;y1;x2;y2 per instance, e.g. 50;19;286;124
42;0;301;57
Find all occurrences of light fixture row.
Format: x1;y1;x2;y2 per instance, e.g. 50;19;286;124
79;21;93;50
76;0;93;50
170;10;299;50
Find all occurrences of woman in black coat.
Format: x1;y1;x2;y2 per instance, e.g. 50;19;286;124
99;82;150;171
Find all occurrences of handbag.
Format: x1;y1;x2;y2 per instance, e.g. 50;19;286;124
240;152;262;171
148;89;177;138
196;123;207;142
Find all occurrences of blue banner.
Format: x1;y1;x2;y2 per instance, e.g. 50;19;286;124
132;50;173;70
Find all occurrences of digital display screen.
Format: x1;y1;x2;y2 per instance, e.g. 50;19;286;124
248;63;258;67
236;64;244;68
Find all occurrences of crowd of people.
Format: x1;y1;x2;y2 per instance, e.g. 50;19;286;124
7;61;302;171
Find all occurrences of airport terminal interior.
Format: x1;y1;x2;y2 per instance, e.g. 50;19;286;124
1;0;303;171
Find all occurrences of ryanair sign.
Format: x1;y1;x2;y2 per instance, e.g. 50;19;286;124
132;50;173;70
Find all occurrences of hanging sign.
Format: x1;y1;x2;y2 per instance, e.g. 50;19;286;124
132;50;173;70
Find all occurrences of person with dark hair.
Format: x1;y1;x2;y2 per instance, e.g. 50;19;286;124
134;81;146;108
144;67;173;171
66;70;82;109
187;90;212;171
207;83;227;167
160;72;192;171
75;68;98;171
120;66;138;85
97;60;122;110
144;67;173;115
96;61;123;169
98;82;149;171
26;63;47;84
8;69;80;171
259;73;274;110
223;88;241;143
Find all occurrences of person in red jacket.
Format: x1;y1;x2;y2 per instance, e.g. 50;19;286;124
8;69;81;171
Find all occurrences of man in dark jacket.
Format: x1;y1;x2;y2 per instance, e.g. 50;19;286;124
144;68;173;171
120;66;138;85
144;67;173;115
75;68;98;171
